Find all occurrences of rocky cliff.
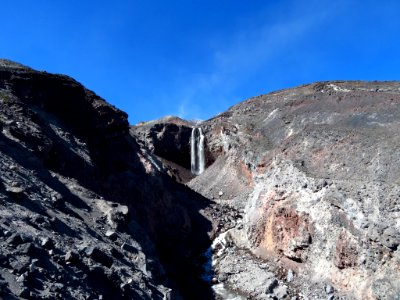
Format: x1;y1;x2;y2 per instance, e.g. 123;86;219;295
134;81;400;299
1;58;399;300
0;59;214;299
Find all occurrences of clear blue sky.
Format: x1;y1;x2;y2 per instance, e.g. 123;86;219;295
1;0;399;124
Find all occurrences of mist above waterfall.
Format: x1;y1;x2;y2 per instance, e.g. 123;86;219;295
191;127;205;175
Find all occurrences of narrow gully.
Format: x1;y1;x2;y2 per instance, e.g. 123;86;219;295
202;230;246;300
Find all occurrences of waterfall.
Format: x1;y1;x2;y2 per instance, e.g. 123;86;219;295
191;127;205;175
198;128;205;173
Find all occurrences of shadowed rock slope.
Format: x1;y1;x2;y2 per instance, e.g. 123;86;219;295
0;59;213;299
134;81;400;299
131;116;195;183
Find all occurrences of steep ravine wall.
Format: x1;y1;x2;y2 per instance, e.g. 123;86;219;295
136;81;400;299
0;60;215;300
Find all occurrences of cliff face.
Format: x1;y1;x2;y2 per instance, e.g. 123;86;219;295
131;116;195;183
134;81;400;299
196;81;400;299
0;60;213;299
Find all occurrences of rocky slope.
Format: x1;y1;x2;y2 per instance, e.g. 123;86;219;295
0;59;214;299
134;81;400;299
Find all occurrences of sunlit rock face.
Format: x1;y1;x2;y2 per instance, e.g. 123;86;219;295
129;81;400;299
186;81;400;299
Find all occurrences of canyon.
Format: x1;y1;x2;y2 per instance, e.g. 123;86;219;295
1;59;400;299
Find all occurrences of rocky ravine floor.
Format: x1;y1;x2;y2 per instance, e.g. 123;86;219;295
133;81;400;300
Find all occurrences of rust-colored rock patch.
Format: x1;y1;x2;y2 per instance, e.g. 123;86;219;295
257;200;313;263
335;230;359;269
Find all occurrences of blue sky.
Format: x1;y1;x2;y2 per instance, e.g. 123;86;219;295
1;0;399;124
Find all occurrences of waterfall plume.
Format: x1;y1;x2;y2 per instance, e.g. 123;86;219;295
191;127;205;175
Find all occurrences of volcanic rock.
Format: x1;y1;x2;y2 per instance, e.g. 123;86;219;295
190;81;400;299
135;80;400;299
3;57;400;299
0;59;213;300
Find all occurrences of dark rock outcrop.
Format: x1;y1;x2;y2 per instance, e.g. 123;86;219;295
131;116;196;183
0;59;213;299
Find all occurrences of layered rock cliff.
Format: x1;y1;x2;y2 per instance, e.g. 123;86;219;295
134;81;400;299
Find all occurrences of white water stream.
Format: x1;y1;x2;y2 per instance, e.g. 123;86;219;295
191;127;243;298
202;230;246;300
191;127;205;175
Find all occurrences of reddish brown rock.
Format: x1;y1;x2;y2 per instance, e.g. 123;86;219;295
256;202;312;263
273;206;312;262
335;230;359;269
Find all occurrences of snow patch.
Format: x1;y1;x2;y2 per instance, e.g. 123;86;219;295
326;84;351;93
